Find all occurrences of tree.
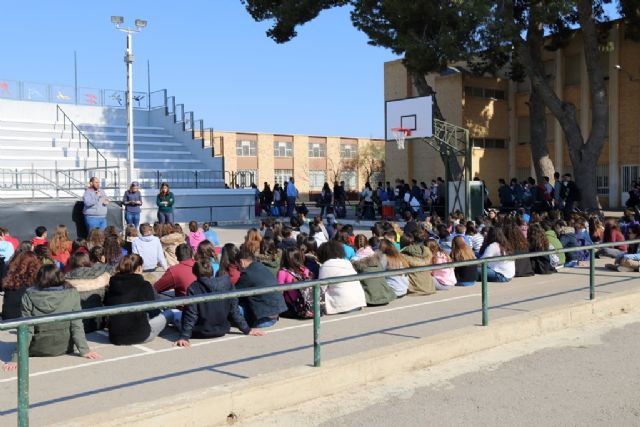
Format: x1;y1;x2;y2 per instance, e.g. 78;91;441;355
350;142;385;183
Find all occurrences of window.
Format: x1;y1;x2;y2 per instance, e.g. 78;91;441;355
308;143;326;158
622;165;640;192
340;171;357;191
340;144;358;159
235;169;257;188
309;171;326;190
464;86;506;100
274;169;293;187
370;171;385;186
273;141;293;157
236;140;256;157
596;164;609;197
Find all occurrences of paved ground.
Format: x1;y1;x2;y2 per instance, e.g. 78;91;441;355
242;309;640;427
0;225;639;425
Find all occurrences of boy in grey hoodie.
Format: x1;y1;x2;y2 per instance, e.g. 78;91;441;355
132;223;167;273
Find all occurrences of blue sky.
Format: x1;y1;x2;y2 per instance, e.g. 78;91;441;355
1;1;397;137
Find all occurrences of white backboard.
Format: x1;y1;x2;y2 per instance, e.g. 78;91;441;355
385;95;433;140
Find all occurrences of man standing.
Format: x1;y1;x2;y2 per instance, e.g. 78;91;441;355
561;173;579;220
83;177;109;231
553;172;564;210
286;177;298;217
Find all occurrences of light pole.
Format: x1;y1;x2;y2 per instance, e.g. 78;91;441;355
111;16;147;185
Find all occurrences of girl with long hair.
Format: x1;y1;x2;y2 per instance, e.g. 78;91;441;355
528;223;556;274
65;251;111;332
479;227;515;282
450;236;476;286
504;224;534;277
49;225;72;267
87;227;105;250
243;228;262;255
426;239;457;289
351;234;375;261
277;248;316;318
217;243;241;285
156;182;175;224
1;251;41;320
160;223;186;267
378;238;409;297
196;239;220;275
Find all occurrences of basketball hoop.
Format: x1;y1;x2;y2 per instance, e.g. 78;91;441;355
392;128;411;150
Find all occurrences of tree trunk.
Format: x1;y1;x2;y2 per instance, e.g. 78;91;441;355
411;71;445;121
529;87;556;182
573;153;599;211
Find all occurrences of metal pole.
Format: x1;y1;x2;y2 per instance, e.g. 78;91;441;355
125;31;135;184
17;324;30;427
147;60;151;111
464;130;472;219
74;50;78;105
481;261;488;326
313;284;321;367
589;248;596;300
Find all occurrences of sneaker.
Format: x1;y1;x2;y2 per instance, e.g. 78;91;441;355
617;265;635;272
605;264;618;271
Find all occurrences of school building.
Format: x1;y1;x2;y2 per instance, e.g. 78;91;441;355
209;130;385;199
384;20;640;209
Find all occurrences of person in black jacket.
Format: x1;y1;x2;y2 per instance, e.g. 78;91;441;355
235;248;287;328
104;254;173;345
175;258;265;347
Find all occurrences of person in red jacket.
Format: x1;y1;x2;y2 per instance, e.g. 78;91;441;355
153;244;196;298
0;227;19;250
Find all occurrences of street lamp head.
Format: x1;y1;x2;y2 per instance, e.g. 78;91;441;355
111;16;124;25
135;19;147;29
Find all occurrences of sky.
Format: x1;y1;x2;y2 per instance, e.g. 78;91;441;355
1;1;398;138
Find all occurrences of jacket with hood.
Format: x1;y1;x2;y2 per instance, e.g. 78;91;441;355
545;230;566;266
400;244;436;295
103;273;160;345
318;258;366;314
153;259;196;297
256;249;283;278
132;235;167;271
351;246;375;262
160;232;186;267
235;261;287;323
17;286;90;359
188;230;205;252
66;263;111;332
179;275;250;340
351;255;397;306
558;226;586;262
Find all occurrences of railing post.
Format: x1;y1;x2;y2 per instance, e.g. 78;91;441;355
481;261;488;326
195;171;198;189
589;248;596;300
17;324;30;427
313;284;321;367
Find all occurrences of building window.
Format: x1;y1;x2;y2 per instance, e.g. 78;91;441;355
464;86;506;100
236;140;256;157
370;171;385;186
340;171;357;191
471;138;507;149
596;164;609;197
622;165;640;192
309;171;326;190
308;143;326;158
235;169;257;188
274;141;293;157
340;144;358;159
274;169;293;187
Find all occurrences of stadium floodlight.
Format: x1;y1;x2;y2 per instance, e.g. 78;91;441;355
112;17;147;185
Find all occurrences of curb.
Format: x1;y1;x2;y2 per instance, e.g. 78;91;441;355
60;288;640;427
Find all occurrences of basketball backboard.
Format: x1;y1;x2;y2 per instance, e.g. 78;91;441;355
385;95;433;141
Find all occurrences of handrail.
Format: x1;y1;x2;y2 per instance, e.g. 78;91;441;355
55;105;109;170
2;237;640;426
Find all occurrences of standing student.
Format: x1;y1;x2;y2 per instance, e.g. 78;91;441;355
156;182;175;224
122;181;143;228
286;177;298;218
83;177;109;231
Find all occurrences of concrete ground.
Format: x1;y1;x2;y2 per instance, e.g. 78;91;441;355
242;306;640;427
0;224;639;425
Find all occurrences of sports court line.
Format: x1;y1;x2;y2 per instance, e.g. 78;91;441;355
0;293;480;383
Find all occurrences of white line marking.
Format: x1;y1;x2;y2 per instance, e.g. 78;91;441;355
0;293;480;383
133;345;155;354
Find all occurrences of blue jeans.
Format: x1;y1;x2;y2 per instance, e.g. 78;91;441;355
286;197;296;217
157;211;174;224
238;304;278;328
477;266;510;283
125;212;140;228
85;216;107;232
456;281;476;287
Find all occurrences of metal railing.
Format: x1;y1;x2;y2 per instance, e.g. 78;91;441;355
135;170;225;190
55;105;109;171
1;238;639;426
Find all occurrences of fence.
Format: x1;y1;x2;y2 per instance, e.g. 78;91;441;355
1;239;638;427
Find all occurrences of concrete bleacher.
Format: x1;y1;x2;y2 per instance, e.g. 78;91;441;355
0;96;254;225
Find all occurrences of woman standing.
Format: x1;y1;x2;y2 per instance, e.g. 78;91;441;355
156;182;175;224
319;182;332;218
122;181;143;228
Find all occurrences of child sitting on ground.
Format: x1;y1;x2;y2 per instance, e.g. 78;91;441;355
31;226;48;248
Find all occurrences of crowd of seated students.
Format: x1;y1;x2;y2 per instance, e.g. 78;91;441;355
2;206;640;370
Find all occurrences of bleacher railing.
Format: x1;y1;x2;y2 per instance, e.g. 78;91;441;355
1;239;638;426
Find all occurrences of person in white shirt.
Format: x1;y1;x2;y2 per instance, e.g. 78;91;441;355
132;223;168;273
478;227;515;282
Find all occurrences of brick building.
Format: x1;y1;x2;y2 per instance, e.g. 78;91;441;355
210;130;385;200
384;20;640;208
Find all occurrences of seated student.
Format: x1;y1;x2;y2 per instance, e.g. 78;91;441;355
310;223;328;247
87;227;105;250
0;228;16;262
123;224;139;255
1;251;41;320
0;226;19;251
132;223;167;273
527;224;556;275
31;226;48;248
606;224;640;272
196;240;220;276
49;225;72;267
435;224;453;254
235;249;288;328
187;221;206;253
154;243;197;297
104;254;174;345
65;251;111;332
318;241;367;314
160;223;186;267
175;258;265;348
256;238;283;277
504;223;534;277
335;231;356;261
202;222;220;248
2;265;102;371
450;236;477;286
599;219;627;259
217;243;241;285
542;221;565;268
378;238;410;297
403;210;418;236
104;234;127;268
277;248;317;318
477;227;516;283
277;227;298;251
555;221;582;267
351;234;375;261
399;234;436;296
466;222;484;257
426;239;457;289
